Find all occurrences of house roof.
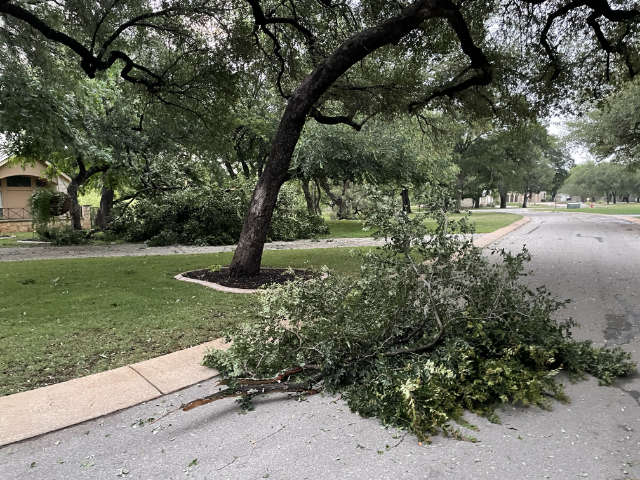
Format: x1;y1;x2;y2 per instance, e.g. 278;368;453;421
0;157;73;183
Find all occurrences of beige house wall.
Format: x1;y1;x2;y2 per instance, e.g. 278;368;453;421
0;177;37;209
0;161;71;212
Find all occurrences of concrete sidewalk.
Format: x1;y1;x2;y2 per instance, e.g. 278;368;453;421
0;339;229;446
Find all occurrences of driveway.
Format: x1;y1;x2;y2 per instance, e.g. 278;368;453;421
1;212;638;479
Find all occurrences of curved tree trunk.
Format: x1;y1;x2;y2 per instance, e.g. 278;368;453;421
228;1;489;277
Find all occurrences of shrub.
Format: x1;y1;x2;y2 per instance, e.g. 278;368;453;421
203;191;635;442
29;189;70;226
113;179;328;246
36;225;90;245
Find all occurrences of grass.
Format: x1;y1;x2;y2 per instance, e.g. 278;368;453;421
545;203;640;215
0;231;37;247
324;212;522;238
522;203;640;215
0;248;368;396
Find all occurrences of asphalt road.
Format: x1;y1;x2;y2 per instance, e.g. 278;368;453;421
1;211;639;480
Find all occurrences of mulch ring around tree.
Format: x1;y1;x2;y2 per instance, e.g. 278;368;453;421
182;267;315;290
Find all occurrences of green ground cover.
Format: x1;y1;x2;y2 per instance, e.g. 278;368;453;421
0;248;366;396
527;203;640;215
0;232;37;247
566;204;640;215
324;212;522;238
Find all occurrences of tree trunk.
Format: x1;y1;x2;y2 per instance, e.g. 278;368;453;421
313;178;322;214
67;180;82;230
613;192;617;204
473;195;481;209
301;179;315;215
228;1;483;277
95;184;115;230
240;159;251;179
401;187;412;213
223;161;236;179
499;191;507;209
522;192;529;208
318;178;350;219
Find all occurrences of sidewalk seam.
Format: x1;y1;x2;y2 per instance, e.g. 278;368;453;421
128;365;164;395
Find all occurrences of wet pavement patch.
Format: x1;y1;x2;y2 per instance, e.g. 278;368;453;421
604;314;635;345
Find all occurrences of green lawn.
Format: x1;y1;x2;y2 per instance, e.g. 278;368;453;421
0;248;367;396
566;204;640;215
526;203;640;215
325;212;522;238
0;231;37;247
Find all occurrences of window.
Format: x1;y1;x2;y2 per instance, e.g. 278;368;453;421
6;176;32;187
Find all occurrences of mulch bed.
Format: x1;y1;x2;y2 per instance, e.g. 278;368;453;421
183;267;315;290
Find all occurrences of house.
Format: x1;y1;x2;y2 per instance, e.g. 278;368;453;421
0;158;72;233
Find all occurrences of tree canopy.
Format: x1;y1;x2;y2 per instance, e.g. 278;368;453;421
2;0;640;273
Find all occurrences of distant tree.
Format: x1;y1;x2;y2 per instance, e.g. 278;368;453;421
572;79;640;167
562;162;640;203
294;120;451;218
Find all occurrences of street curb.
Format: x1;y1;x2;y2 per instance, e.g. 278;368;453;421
473;215;531;248
0;339;229;447
175;272;259;294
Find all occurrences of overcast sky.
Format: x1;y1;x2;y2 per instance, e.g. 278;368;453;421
547;116;594;165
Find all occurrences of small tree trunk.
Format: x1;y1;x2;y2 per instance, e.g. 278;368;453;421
455;174;464;212
401;187;412;213
312;180;322;214
240;159;251;179
522;192;529;208
67;181;82;230
613;192;617;204
318;177;349;219
223;161;236;179
301;179;315;215
95;184;115;230
474;195;481;209
499;190;507;209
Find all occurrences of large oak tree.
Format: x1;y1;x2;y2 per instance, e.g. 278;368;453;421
1;0;639;274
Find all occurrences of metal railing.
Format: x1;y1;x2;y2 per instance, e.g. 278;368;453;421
0;208;31;220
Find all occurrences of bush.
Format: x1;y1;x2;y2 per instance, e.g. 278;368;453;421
204;191;635;441
113;179;328;246
29;189;70;225
36;225;90;245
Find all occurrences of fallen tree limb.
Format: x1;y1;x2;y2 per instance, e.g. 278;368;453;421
181;366;323;412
